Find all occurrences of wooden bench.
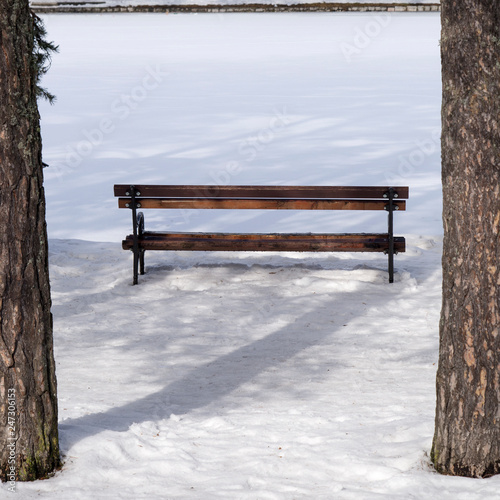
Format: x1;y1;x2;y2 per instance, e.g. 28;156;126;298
113;185;408;285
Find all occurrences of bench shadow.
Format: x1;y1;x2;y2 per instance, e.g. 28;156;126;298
58;298;347;451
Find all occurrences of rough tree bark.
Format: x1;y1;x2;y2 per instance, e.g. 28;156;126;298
431;0;500;477
0;1;60;482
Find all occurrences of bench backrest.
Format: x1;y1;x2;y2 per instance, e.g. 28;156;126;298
114;185;408;211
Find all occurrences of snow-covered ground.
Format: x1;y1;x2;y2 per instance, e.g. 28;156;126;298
4;12;500;499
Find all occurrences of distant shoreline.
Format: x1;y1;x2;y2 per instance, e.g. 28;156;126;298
31;3;441;13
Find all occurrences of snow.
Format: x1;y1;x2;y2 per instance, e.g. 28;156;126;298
3;11;500;499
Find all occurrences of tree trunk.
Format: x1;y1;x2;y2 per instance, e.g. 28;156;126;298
0;1;60;482
431;0;500;478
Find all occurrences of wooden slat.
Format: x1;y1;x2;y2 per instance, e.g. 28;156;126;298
122;232;406;253
114;185;409;200
118;197;406;211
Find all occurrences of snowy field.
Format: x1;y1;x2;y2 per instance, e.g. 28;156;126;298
4;11;500;499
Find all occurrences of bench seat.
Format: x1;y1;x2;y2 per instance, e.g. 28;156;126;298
122;232;406;253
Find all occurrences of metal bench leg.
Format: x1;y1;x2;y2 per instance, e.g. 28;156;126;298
385;187;397;283
388;245;394;284
140;249;145;276
128;185;143;285
133;250;139;285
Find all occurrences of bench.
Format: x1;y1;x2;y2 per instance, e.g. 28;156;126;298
113;184;408;285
